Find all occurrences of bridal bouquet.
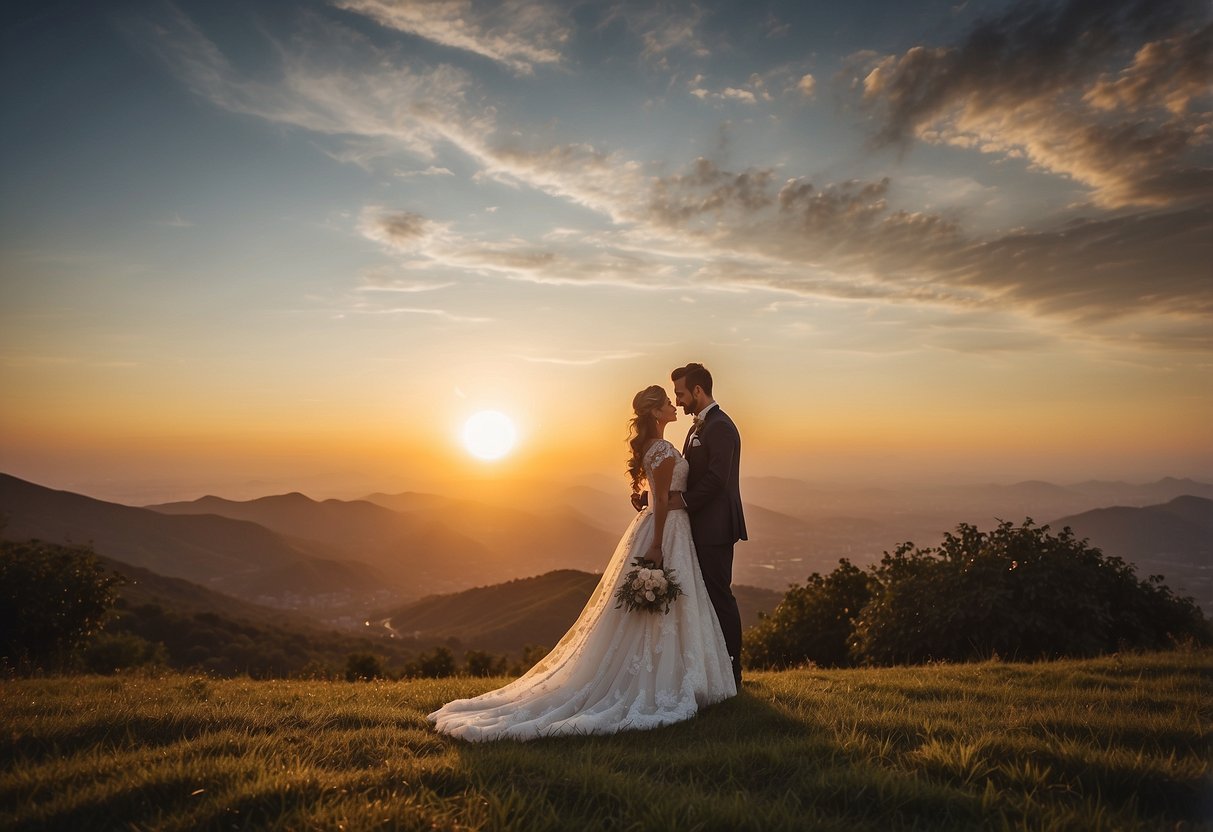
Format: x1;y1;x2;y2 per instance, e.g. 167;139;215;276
614;556;684;614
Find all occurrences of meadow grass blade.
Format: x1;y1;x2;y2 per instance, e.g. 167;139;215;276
2;651;1209;830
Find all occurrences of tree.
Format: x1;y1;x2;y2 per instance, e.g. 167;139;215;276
742;519;1211;669
344;652;384;681
465;649;507;677
81;632;167;674
414;646;456;678
743;559;872;669
850;520;1211;665
0;539;123;672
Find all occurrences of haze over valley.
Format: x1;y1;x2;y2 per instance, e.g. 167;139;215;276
4;471;1208;634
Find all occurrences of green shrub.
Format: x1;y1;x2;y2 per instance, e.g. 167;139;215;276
0;539;123;672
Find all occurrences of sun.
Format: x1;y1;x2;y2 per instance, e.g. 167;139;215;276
462;410;517;460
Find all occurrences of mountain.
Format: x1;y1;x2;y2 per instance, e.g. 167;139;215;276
150;489;620;596
376;570;783;655
0;473;387;613
87;553;434;677
1050;496;1213;612
741;475;1213;520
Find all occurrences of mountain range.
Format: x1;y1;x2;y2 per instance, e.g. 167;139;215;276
3;471;1209;623
374;570;783;655
1052;496;1211;611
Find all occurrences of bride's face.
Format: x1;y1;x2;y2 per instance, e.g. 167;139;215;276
652;397;677;425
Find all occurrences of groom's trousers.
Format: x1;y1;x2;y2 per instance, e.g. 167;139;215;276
698;542;743;686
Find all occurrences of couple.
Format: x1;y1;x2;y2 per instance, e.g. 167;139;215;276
429;363;747;741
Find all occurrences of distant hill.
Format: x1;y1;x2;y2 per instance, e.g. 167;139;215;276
1050;496;1212;612
742;475;1213;520
150;490;620;596
376;570;783;655
88;553;434;677
0;473;386;613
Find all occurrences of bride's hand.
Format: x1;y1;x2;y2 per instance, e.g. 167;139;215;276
645;542;664;567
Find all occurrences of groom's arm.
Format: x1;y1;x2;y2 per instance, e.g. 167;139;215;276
683;421;738;514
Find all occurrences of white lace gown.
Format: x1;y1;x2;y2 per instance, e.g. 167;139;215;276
428;439;737;741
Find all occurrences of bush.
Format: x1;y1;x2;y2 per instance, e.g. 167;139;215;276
81;632;167;674
851;520;1211;665
0;539;123;672
743;559;872;669
411;647;456;678
743;519;1212;669
345;652;385;681
465;649;507;677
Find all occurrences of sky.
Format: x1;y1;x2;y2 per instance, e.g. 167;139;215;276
2;0;1211;503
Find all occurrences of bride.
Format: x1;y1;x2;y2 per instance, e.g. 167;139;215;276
428;384;737;741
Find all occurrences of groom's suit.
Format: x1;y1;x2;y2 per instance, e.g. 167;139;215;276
682;404;746;686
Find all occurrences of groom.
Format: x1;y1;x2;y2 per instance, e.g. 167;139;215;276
671;363;747;687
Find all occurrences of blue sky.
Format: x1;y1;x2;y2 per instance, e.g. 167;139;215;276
2;0;1210;501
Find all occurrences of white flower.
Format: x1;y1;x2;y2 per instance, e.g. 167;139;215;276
644;590;656;601
632;578;642;589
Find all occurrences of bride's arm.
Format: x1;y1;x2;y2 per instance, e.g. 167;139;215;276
645;455;675;567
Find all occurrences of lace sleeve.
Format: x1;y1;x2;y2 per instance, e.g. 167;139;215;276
644;439;677;474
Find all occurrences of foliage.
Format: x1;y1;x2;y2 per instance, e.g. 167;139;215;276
465;649;508;677
81;632;167;674
0;539;123;672
745;519;1211;669
409;646;457;678
743;559;872;669
852;519;1211;665
1;651;1209;831
99;598;479;679
344;652;385;681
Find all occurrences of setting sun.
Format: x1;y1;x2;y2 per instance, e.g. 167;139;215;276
462;411;517;461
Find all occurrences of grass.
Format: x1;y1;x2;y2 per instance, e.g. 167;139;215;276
2;651;1211;831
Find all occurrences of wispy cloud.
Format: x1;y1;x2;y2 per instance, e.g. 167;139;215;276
851;0;1213;208
148;3;1213;350
332;0;570;74
343;304;491;323
393;165;455;179
154;212;194;228
516;350;644;365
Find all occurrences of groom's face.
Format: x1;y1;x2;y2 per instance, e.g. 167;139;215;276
673;378;697;415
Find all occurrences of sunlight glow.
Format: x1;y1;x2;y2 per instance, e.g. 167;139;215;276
462;411;517;460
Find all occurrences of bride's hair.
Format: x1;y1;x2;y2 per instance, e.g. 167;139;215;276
626;385;667;493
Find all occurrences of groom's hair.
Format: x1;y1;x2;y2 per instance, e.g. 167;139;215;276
672;363;713;397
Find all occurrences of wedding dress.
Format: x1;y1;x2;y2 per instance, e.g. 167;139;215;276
428;439;737;741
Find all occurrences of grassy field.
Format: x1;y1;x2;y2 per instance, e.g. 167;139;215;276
2;651;1210;831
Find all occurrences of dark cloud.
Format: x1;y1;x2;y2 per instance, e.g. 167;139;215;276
646;159;776;227
377;211;432;243
637;157;1213;338
944;204;1213;322
853;0;1213;208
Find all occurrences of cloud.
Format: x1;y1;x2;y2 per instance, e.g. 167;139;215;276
154;212;194;228
646;158;776;228
795;73;815;99
851;0;1213;208
332;0;570;74
143;5;491;164
359;209;444;251
633;157;1213;337
149;5;1213;349
942;205;1213;322
516;350;644;365
349;305;492;322
394;165;455;179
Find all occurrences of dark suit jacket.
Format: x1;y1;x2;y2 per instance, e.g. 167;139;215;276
682;405;747;545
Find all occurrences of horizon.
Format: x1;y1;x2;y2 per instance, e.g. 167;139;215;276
3;464;1210;509
3;0;1211;499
